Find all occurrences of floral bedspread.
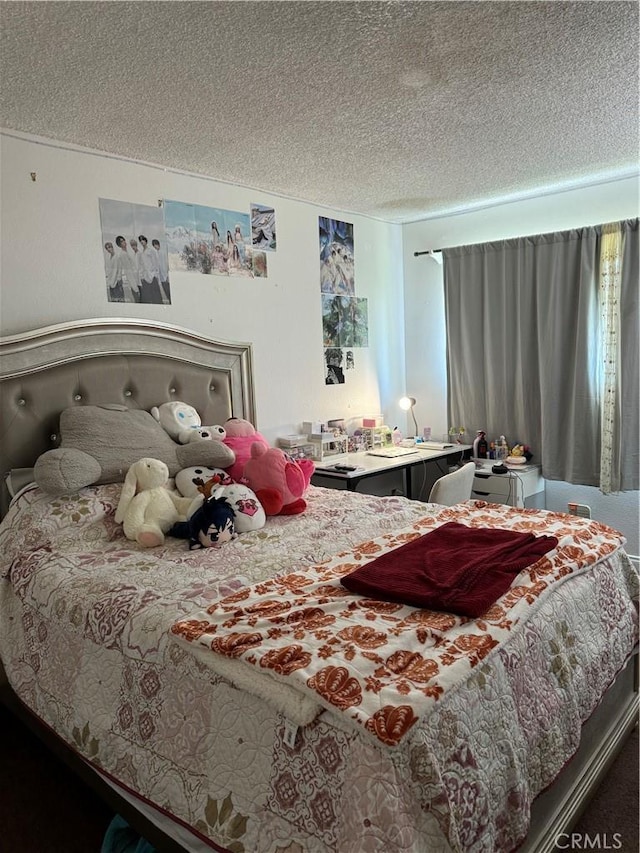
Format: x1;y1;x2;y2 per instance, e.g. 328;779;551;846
170;502;624;749
0;483;638;853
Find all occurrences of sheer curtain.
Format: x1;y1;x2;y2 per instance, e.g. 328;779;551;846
617;219;639;490
443;220;638;490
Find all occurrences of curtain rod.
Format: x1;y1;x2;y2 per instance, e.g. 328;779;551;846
413;249;442;256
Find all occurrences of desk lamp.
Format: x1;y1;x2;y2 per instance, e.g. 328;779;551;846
399;396;418;437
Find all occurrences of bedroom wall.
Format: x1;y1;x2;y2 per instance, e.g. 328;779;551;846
401;175;640;555
0;131;407;444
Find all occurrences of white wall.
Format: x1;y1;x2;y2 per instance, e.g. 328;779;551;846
401;176;640;554
2;133;637;549
0;132;406;443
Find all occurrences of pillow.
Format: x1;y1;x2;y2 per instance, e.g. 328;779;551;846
340;522;558;618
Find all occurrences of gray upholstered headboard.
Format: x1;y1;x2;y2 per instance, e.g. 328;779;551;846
0;318;256;512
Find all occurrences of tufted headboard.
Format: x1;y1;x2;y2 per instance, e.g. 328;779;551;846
0;318;256;513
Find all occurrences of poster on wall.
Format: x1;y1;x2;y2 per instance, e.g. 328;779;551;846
322;295;369;348
164;199;266;278
251;203;277;251
324;347;346;385
99;198;170;304
319;216;354;295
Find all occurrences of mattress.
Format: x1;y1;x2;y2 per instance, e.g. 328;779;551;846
0;482;637;852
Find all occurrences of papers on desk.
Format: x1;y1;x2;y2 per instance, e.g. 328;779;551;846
415;441;455;450
367;446;419;458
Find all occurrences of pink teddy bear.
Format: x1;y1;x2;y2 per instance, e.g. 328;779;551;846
243;443;314;515
222;417;270;482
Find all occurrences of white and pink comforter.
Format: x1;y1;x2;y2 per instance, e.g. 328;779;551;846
0;483;637;853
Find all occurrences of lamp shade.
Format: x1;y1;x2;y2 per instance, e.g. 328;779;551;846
398;396;418;436
398;396;416;411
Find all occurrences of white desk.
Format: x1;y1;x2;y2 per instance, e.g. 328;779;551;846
311;445;471;500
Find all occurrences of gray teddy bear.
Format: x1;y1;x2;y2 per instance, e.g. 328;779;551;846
34;404;236;496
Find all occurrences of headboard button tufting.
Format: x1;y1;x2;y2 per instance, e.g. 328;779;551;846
169;388;176;394
124;390;132;397
74;394;82;401
17;398;26;406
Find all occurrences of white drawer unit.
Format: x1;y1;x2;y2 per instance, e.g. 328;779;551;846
472;464;545;509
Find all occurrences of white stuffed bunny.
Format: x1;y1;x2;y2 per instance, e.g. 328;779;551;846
115;458;193;548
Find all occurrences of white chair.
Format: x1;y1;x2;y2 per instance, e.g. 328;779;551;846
428;461;476;506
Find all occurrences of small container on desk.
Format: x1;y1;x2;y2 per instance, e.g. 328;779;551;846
276;435;316;461
360;425;393;450
307;432;349;461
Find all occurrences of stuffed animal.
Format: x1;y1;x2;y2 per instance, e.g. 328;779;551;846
210;483;266;532
151;402;227;446
169;495;237;550
182;424;227;443
175;473;265;533
243;443;310;515
284;452;315;491
174;466;234;499
33;405;236;496
115;458;194;548
222;417;270;482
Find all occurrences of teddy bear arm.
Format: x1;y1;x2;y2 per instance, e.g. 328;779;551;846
34;448;102;496
284;462;306;498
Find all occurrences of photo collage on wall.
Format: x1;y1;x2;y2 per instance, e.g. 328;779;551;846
99;196;277;304
319;217;368;384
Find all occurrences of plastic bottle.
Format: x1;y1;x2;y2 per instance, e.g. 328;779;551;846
499;435;508;460
392;426;402;446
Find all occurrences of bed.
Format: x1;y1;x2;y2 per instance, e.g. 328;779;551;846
0;318;637;853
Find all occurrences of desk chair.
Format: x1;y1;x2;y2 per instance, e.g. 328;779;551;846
428;462;476;506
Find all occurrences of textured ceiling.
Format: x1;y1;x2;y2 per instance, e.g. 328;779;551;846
1;1;638;223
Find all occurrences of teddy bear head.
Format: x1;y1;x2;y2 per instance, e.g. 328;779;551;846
151;402;201;441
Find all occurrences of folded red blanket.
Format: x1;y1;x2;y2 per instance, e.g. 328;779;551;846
340;521;558;617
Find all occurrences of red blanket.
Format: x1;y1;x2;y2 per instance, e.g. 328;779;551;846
340;521;558;617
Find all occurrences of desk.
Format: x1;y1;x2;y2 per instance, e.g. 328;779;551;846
311;445;471;500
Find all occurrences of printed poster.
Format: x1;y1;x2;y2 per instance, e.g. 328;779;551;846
99;198;170;304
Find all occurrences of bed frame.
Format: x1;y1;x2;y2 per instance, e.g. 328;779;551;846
0;318;637;853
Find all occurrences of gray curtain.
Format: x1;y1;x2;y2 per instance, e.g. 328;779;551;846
443;221;638;489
